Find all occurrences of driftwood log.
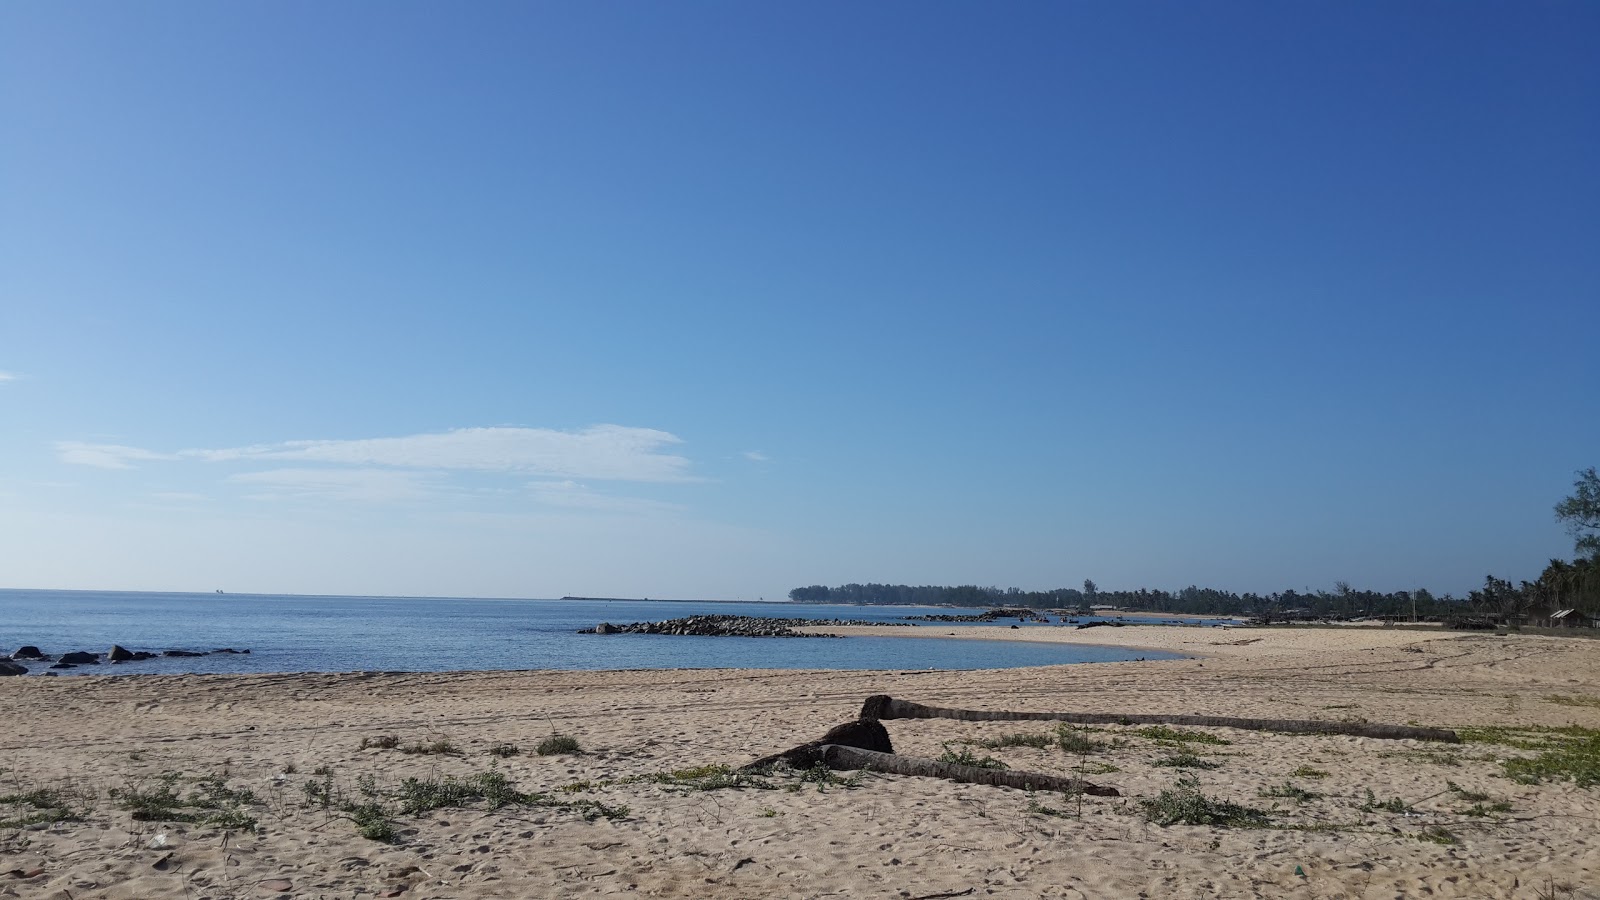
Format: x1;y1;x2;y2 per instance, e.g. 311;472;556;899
742;718;894;772
740;718;1118;796
860;695;1460;744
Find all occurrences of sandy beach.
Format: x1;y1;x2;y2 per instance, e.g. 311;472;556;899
4;626;1600;899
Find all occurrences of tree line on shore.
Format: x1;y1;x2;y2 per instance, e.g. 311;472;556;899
790;468;1600;621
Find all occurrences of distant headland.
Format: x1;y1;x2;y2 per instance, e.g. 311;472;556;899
559;596;762;604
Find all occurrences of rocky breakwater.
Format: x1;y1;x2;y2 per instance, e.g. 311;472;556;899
579;614;910;638
2;645;251;674
904;607;1049;623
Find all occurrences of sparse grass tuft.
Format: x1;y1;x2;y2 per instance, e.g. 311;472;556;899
938;743;1007;770
358;735;400;750
1459;725;1600;787
1260;782;1321;803
1543;694;1600;709
1153;751;1220;770
0;784;87;829
1360;788;1411;814
1133;726;1230;746
488;742;520;758
318;766;628;843
636;764;772;792
1055;724;1104;754
535;734;582;756
792;762;863;792
1076;761;1120;775
348;802;398;843
977;732;1053;750
401;738;461;756
1025;791;1078;818
1291;765;1329;779
1416;825;1458;845
1140;775;1270;827
110;772;258;831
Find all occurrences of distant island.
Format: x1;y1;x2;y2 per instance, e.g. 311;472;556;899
560;596;758;604
788;573;1590;622
794;471;1600;622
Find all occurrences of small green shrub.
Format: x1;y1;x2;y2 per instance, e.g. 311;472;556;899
793;762;863;791
1260;782;1320;803
978;732;1053;750
1291;766;1329;779
1416;825;1457;845
1134;726;1230;746
939;743;1007;770
1360;789;1411;813
401;738;461;756
488;742;521;758
639;764;769;792
535;734;582;756
1140;775;1270;827
111;773;258;831
348;802;398;843
1055;724;1104;754
1153;751;1220;770
0;785;86;829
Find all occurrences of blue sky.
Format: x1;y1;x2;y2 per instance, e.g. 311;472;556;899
2;2;1596;599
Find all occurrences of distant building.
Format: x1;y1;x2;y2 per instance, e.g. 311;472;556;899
1549;609;1596;628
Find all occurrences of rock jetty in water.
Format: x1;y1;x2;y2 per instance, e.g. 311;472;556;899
579;614;908;638
7;645;251;672
904;607;1049;623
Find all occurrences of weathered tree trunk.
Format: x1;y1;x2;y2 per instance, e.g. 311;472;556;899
741;718;893;772
859;695;1460;743
740;719;1118;796
816;745;1119;796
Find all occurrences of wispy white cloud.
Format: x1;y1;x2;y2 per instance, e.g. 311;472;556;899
743;450;770;462
183;425;696;482
56;442;175;470
230;468;440;503
58;425;698;484
0;371;17;384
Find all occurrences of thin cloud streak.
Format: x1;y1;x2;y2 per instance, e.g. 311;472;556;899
59;425;699;482
56;442;175;470
188;425;696;482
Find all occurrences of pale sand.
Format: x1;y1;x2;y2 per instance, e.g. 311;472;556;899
3;628;1600;899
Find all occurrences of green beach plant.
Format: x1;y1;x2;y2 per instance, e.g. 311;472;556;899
1140;775;1270;827
535;734;582;756
937;743;1007;770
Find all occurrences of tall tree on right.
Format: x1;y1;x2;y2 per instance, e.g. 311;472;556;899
1555;467;1600;561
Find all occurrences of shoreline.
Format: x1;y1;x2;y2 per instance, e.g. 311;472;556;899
801;620;1463;659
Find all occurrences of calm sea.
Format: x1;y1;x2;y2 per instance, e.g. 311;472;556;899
0;590;1202;675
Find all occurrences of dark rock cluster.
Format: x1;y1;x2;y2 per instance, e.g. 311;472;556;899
2;645;250;674
904;607;1050;623
579;614;907;638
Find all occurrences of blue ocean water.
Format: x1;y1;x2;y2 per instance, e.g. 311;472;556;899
0;590;1202;675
